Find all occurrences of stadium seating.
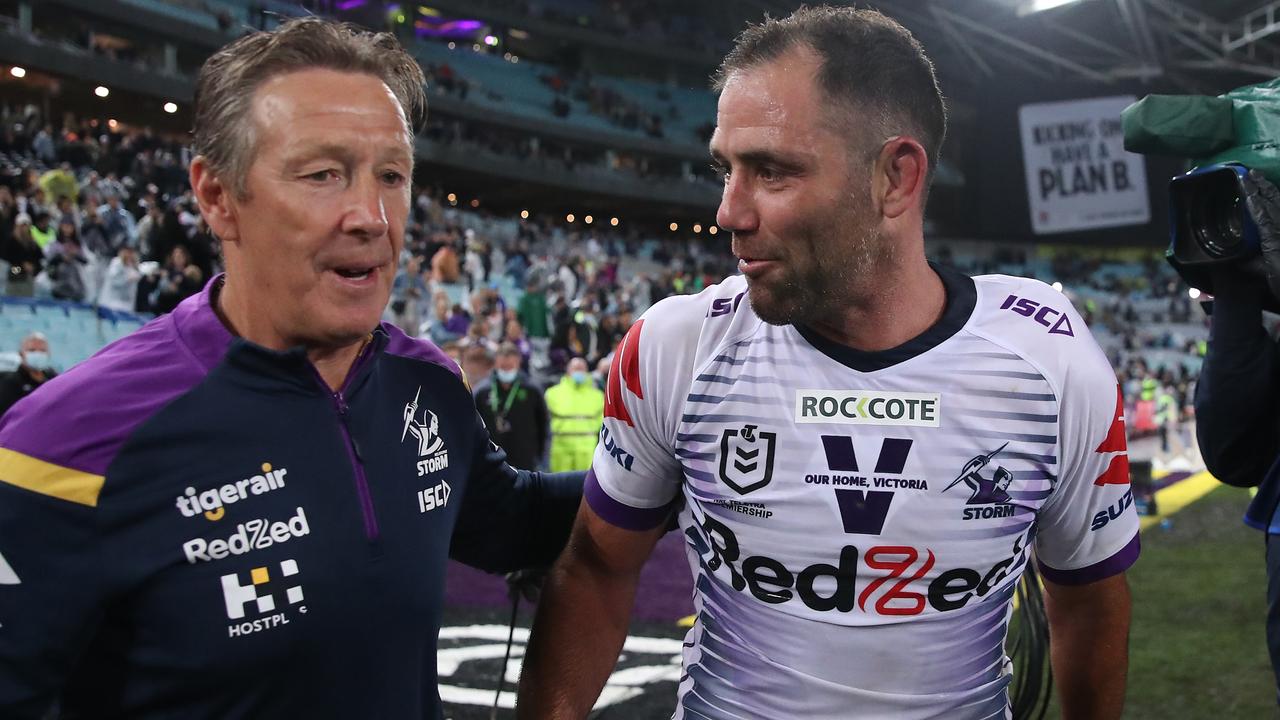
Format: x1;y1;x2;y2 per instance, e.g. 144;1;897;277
0;298;149;372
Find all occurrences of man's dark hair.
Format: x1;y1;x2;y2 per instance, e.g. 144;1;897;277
714;6;946;183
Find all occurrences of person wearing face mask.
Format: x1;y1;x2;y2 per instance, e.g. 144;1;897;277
544;356;605;473
0;333;57;418
474;342;549;471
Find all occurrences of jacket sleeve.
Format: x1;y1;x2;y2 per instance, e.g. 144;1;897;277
1195;279;1280;487
0;447;108;717
449;409;584;573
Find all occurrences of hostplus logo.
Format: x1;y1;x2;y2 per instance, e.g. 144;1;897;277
402;386;450;477
807;436;925;535
175;462;289;521
943;443;1019;521
220;559;306;638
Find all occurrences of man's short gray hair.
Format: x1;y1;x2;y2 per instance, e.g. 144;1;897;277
192;16;426;198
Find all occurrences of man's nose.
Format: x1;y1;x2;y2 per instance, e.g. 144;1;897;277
342;174;389;238
716;174;758;235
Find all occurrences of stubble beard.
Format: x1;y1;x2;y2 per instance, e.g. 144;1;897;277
747;222;885;328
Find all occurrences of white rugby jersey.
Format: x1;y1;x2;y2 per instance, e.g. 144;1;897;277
586;264;1139;720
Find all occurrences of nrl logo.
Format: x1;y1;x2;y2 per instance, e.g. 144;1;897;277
718;424;777;495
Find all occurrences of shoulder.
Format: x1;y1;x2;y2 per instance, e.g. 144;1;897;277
967;274;1115;389
631;275;755;356
0;313;210;503
380;322;463;382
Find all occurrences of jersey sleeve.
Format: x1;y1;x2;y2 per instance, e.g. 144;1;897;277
1034;325;1140;585
585;297;701;531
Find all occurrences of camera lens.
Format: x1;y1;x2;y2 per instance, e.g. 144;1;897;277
1190;183;1246;258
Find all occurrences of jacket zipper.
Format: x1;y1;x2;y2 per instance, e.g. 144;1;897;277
318;345;379;541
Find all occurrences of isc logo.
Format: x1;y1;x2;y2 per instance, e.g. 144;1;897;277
999;294;1074;336
418;480;451;513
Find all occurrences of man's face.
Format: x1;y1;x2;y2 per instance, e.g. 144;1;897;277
710;49;885;327
216;68;413;348
20;337;49;367
495;352;521;373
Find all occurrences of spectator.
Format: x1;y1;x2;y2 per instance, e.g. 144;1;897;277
43;223;90;302
29;212;55;251
474;342;550;470
431;240;460;284
504;317;532;361
32;125;55;165
98;246;143;313
97;193;138;251
0;333;57;417
4;214;43;297
544;356;604;472
79;206;111;258
460;343;495;388
135;203;164;260
516;279;550;339
148;244;203;314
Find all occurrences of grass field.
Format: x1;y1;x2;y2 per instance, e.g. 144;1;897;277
1043;486;1277;720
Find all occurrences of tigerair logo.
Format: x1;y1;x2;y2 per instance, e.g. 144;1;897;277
795;390;941;427
221;559;306;639
176;462;288;521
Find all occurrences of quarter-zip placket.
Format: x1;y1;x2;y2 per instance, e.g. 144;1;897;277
317;343;379;541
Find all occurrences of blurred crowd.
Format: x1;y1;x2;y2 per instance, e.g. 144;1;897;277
0;108;732;381
0;106;1211;471
0;107;216;315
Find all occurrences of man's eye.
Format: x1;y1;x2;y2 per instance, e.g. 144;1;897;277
382;171;406;186
303;169;340;183
759;167;781;183
710;163;730;181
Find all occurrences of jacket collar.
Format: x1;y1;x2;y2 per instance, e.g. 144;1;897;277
173;273;387;395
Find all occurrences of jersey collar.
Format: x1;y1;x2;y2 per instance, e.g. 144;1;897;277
792;262;976;373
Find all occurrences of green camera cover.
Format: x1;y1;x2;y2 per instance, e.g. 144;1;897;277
1123;78;1280;183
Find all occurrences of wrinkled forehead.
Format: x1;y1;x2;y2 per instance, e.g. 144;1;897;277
249;69;414;157
21;337;48;352
711;54;837;160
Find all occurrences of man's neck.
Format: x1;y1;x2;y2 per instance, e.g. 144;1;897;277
805;251;946;353
216;275;367;391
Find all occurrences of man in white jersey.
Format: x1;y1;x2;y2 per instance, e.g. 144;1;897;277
518;7;1137;719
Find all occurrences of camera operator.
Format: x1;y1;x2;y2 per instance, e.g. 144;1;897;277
1195;169;1280;700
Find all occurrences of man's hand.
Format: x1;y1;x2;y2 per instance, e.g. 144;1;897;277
516;499;665;719
1243;169;1280;304
1042;571;1131;720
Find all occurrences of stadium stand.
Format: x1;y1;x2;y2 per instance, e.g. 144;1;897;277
2;1;1255;716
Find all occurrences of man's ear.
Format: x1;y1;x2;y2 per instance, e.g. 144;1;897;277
873;136;929;220
189;156;240;244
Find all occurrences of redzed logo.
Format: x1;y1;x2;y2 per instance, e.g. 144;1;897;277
604;320;645;427
1094;385;1131;486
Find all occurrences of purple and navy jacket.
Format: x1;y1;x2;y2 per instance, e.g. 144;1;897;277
0;279;582;719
